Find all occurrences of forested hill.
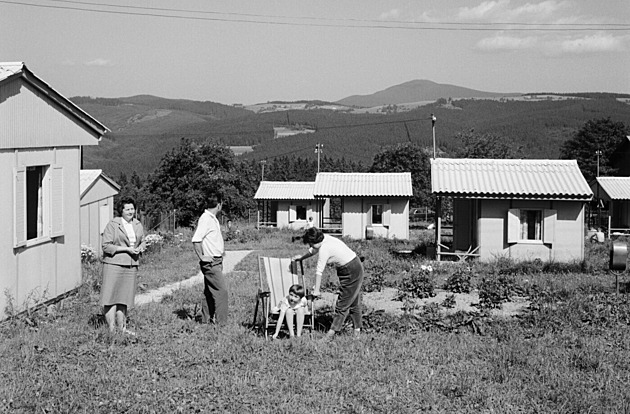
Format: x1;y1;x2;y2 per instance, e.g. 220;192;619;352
80;95;630;178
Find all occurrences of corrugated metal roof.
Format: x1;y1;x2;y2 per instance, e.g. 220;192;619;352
593;177;630;200
254;181;315;200
431;158;592;200
80;169;121;197
314;172;413;197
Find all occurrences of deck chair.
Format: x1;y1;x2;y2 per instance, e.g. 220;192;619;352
253;256;315;339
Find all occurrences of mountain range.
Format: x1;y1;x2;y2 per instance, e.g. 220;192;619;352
74;80;630;178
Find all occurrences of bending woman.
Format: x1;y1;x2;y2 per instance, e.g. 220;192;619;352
293;227;364;342
100;196;146;335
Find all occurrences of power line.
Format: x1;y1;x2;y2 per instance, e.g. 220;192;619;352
2;0;628;31
46;0;630;28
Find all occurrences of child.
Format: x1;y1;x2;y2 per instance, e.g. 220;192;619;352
272;284;308;339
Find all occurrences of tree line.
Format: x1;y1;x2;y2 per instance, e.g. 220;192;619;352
116;117;629;228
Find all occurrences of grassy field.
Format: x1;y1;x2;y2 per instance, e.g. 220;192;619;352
2;226;630;413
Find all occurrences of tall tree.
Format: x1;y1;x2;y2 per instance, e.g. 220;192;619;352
145;139;256;226
370;143;432;207
560;118;628;182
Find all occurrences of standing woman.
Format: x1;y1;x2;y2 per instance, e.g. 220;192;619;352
293;227;364;342
101;196;146;335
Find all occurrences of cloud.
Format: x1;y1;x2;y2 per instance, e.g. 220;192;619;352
457;0;569;23
476;34;538;51
84;58;113;67
556;33;626;54
379;9;400;20
475;32;627;55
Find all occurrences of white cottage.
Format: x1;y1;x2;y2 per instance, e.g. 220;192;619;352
0;62;109;318
431;158;593;262
314;172;413;240
590;177;630;238
254;181;323;230
80;170;120;254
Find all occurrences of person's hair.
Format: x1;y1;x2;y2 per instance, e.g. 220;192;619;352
206;194;222;209
301;227;324;245
289;284;305;298
116;196;136;216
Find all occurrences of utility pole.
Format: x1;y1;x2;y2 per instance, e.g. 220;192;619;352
260;160;266;181
596;149;602;177
431;113;437;159
315;143;322;173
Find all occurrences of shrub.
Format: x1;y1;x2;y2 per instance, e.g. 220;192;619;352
396;265;435;300
478;275;517;309
443;266;473;293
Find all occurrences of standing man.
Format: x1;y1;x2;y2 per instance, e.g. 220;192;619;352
192;194;227;325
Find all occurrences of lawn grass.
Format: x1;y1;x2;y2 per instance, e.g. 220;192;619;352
2;228;630;413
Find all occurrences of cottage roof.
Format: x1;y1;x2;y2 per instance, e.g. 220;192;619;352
254;181;316;200
592;177;630;200
431;158;592;200
0;62;109;137
314;172;413;197
80;169;121;198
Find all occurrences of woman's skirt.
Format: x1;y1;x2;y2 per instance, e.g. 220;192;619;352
100;263;138;308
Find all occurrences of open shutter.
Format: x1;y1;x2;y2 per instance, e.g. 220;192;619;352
507;208;520;244
543;209;556;244
14;167;27;248
50;165;64;238
289;205;296;222
383;204;391;226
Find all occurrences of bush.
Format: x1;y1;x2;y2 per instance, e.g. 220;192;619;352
443;266;473;293
396;265;435;300
478;275;517;309
143;233;165;254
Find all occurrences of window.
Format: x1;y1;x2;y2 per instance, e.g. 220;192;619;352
507;208;556;244
14;165;64;247
289;204;308;222
26;166;46;240
371;205;383;224
370;204;392;226
520;210;542;240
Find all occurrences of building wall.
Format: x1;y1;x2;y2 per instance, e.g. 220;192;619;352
0;146;82;319
275;200;321;230
80;177;117;252
342;197;409;240
474;199;585;262
0;79;98;149
80;197;114;253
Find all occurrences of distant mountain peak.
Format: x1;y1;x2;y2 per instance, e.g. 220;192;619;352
336;80;521;108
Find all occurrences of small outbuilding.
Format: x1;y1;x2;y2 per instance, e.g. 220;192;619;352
80;169;120;253
590;177;630;238
431;158;592;262
0;62;109;319
314;172;413;240
254;181;323;230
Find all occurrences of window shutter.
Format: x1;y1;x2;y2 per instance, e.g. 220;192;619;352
507;208;520;244
543;209;556;244
383;204;391;226
14;167;27;248
289;205;296;222
50;165;64;237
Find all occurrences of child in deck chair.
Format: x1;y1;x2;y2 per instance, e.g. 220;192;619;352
272;284;308;339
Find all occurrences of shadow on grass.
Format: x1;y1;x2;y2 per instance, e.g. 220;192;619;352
173;303;203;323
88;313;106;329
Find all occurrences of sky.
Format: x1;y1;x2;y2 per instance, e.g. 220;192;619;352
1;0;629;105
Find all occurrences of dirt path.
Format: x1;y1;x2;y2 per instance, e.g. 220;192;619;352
134;250;253;306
